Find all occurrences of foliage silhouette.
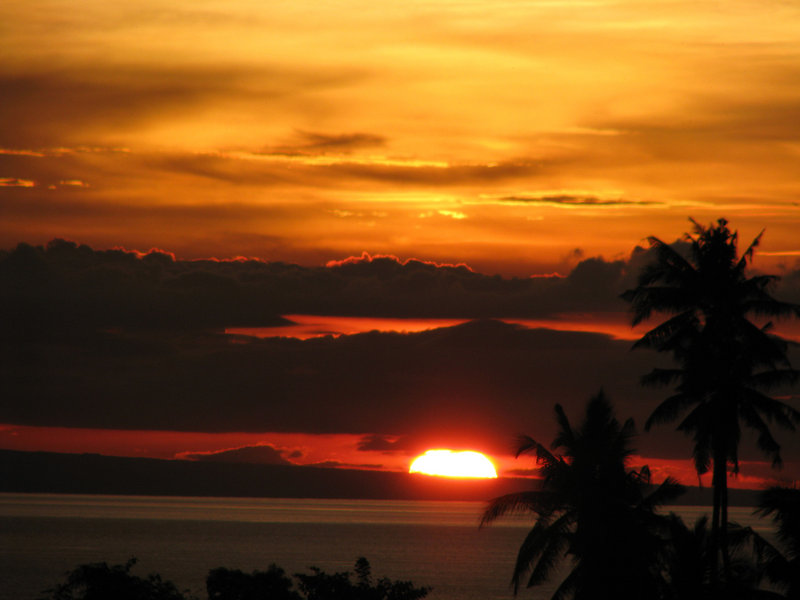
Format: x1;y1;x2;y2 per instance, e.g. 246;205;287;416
753;486;800;599
206;565;300;600
38;558;190;600
663;514;784;600
40;557;430;600
295;557;430;600
622;218;800;582
481;391;684;599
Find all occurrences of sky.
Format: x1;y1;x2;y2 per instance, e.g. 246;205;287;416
2;0;800;276
2;0;800;492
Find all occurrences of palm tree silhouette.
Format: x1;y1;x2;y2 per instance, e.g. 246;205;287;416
481;391;683;599
664;514;783;600
754;486;800;599
622;218;800;583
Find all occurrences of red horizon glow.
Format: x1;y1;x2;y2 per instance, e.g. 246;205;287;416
228;313;800;343
1;423;793;490
226;314;648;341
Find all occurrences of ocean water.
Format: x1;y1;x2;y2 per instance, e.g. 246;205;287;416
0;494;767;600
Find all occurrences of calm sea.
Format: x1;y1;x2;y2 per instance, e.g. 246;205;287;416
0;494;768;600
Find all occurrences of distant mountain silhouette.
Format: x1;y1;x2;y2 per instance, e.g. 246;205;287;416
181;444;292;465
0;449;527;501
0;449;761;504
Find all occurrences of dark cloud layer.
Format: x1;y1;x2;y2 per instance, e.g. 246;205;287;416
0;238;645;337
357;434;413;454
3;238;799;334
181;444;291;465
498;195;660;206
143;152;550;189
0;65;365;147
1;239;798;466
2;318;798;463
265;130;387;156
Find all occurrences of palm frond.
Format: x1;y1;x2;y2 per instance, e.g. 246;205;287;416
743;388;800;430
756;486;800;554
741;404;782;467
629;464;651;485
641;367;684;388
627;290;698;328
645;392;696;431
641;477;686;511
550;567;580;600
481;491;550;527
551;404;575;451
688;435;711;476
737;229;765;269
520;512;574;592
632;310;698;350
749;368;799;391
509;516;552;593
514;434;562;469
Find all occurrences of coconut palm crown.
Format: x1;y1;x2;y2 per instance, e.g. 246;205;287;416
622;218;800;580
481;391;683;599
754;486;800;599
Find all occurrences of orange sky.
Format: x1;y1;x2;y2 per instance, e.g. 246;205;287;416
2;0;800;275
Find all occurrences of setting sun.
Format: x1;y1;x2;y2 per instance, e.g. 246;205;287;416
409;450;498;479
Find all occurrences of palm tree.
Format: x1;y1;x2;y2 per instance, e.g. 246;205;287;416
481;391;683;599
622;218;800;582
664;514;785;600
754;486;800;599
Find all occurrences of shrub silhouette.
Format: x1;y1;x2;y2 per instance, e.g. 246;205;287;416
39;558;189;600
41;557;429;600
206;564;300;600
294;557;430;600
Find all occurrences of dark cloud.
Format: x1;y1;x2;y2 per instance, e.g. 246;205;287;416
0;191;307;225
0;65;366;147
0;70;228;147
581;92;800;167
777;266;800;305
628;96;800;144
181;444;292;465
0;143;556;208
357;434;413;454
1;238;798;469
304;461;385;470
0;239;291;334
266;130;387;155
328;160;545;186
4;313;798;463
3;238;798;335
496;194;660;206
0;239;597;336
145;152;550;189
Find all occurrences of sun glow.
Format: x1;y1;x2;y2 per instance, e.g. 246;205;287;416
409;449;498;478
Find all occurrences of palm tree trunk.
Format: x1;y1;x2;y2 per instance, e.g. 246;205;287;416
720;474;731;582
710;444;731;589
710;470;721;587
